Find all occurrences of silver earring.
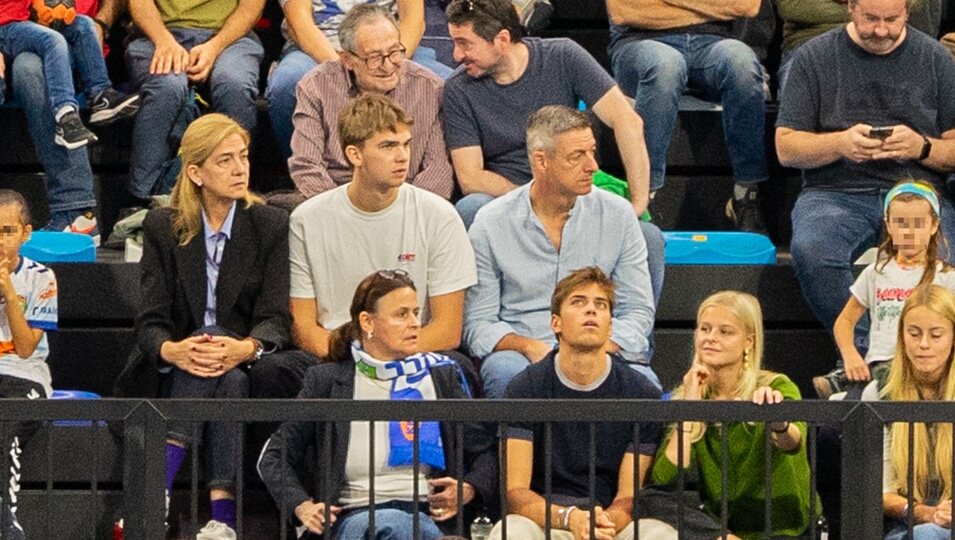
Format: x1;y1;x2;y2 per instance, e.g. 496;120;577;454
366;331;373;339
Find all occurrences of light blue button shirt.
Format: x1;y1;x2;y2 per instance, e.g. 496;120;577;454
202;202;237;327
463;183;655;361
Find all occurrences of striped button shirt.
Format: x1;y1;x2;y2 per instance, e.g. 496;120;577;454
289;60;454;199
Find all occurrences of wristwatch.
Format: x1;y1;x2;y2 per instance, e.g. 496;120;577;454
247;338;264;364
918;136;932;161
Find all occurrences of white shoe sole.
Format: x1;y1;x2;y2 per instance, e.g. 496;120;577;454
89;95;141;125
53;133;94;150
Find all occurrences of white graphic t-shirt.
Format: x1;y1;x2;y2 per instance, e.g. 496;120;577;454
0;256;56;395
851;260;955;363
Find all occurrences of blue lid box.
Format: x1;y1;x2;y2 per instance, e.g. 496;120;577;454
663;232;776;265
21;231;95;263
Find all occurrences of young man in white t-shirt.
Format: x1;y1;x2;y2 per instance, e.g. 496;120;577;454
288;93;476;362
0;190;58;540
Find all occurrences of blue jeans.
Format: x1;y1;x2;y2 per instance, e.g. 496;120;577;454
791;189;955;335
610;34;767;191
411;47;454;79
126;29;263;198
455;193;495;230
885;520;951;540
330;505;443;540
266;46;452;159
0;16;109;115
265;47;315;160
166;326;250;492
481;350;662;399
10;53;96;215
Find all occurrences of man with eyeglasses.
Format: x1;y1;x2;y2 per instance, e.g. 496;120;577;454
279;3;454;203
268;0;454;160
288;93;475;378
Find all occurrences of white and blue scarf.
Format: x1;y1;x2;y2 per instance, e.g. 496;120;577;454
351;344;471;470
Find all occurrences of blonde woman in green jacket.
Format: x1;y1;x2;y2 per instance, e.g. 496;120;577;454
650;291;818;539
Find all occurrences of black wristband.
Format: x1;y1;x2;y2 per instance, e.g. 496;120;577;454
93;18;110;39
771;421;791;434
918;136;932;161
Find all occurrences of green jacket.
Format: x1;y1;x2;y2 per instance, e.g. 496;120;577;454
650;374;820;539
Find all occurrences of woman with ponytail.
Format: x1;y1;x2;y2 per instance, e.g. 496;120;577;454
258;270;496;539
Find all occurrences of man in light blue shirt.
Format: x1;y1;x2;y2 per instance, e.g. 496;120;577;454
465;106;657;398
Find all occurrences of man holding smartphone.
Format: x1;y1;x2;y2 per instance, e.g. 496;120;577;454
774;0;955;343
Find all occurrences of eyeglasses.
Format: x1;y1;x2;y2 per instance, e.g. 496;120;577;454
345;46;406;70
359;269;412;312
375;269;410;280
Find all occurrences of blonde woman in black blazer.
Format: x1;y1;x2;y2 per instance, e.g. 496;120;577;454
115;113;309;537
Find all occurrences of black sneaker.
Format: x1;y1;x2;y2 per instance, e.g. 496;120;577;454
725;188;768;234
812;368;848;399
54;110;98;149
88;88;140;125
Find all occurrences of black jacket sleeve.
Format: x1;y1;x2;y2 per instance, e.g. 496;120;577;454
257;366;323;514
435;366;498;508
247;206;291;350
135;208;178;365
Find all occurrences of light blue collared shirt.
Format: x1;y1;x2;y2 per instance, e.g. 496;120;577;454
202;202;237;327
463;183;655;361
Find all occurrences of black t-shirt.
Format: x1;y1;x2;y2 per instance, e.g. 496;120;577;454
776;26;955;191
503;352;662;507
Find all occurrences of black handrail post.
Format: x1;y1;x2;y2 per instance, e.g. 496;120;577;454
840;403;884;540
122;403;147;540
144;402;168;540
124;401;168;540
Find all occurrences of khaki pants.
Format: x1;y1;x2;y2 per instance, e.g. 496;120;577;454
488;514;678;540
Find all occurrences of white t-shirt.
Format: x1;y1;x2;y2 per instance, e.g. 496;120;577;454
850;260;955;363
289;183;476;330
0;256;56;396
339;369;433;509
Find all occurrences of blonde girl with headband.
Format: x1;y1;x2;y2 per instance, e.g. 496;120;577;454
813;180;955;399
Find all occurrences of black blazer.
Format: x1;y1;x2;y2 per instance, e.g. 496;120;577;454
114;204;291;397
257;361;498;519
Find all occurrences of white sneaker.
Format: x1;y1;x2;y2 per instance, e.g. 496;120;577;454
195;519;236;540
64;211;101;247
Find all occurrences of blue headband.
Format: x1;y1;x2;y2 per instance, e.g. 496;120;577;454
883;183;940;217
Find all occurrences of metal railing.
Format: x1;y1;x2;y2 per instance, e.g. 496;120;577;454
0;398;950;539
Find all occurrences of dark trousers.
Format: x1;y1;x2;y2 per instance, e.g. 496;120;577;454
0;375;46;537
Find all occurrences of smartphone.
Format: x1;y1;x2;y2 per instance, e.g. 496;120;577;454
868;126;894;140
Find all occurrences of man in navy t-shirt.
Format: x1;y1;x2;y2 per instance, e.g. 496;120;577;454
776;0;955;342
489;267;669;540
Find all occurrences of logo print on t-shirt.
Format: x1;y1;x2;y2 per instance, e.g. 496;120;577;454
398;253;416;263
